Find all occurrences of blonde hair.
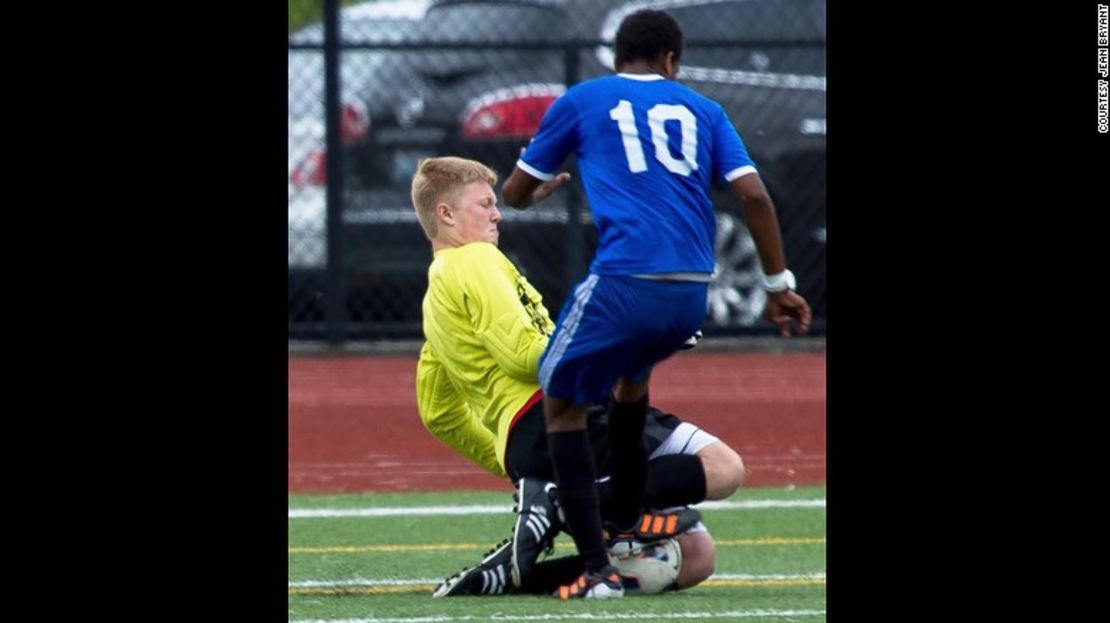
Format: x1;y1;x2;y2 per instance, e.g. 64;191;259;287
411;157;498;240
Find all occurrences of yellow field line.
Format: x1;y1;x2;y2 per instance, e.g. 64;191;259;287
288;577;825;595
290;537;824;554
704;578;825;588
291;544;483;554
715;537;825;546
290;585;436;595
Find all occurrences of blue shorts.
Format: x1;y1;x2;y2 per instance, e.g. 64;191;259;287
538;274;708;405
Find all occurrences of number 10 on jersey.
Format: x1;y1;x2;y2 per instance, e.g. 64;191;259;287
609;100;698;176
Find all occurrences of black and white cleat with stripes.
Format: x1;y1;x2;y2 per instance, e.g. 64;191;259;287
432;538;514;597
510;478;564;588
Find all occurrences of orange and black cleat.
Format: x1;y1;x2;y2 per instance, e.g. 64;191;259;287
605;507;701;553
555;564;624;599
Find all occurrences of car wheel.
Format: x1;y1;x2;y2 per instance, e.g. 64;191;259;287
708;213;766;327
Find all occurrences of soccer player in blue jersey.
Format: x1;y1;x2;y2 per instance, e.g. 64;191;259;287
501;9;812;599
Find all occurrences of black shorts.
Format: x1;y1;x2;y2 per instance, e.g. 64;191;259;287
504;401;684;483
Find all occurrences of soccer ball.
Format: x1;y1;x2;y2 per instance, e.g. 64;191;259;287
609;538;682;595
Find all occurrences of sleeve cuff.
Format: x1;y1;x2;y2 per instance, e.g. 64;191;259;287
724;165;758;182
516;158;555;181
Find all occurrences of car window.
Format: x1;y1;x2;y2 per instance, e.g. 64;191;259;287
668;0;825;41
596;0;824;77
421;1;569;43
672;0;824;75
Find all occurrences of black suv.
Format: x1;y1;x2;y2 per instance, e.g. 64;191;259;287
289;0;826;338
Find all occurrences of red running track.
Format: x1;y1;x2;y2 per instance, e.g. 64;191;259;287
289;352;825;493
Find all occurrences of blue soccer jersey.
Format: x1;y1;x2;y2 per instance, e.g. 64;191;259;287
518;73;756;276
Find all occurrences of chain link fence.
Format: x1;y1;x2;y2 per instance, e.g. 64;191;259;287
289;0;826;340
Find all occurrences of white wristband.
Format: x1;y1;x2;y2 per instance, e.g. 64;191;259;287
761;269;796;292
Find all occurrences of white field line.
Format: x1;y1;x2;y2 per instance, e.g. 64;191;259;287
289;609;826;622
289;499;825;519
289;536;825;554
289;572;825;588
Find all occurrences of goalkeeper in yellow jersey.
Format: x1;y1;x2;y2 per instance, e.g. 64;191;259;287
411;157;745;597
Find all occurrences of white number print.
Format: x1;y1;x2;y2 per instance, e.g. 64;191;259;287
608;100;647;172
608;100;698;176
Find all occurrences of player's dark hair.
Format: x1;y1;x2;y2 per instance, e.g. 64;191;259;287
614;9;684;67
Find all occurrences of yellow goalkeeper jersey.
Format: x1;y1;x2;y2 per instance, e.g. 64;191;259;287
416;241;554;477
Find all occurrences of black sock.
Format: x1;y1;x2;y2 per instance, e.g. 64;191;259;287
596;479;614;522
608;394;649;531
519;555;585;594
643;454;708;508
597;454;707;522
549;429;610;572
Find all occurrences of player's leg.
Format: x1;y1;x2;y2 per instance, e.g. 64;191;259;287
543;396;622;598
607;375;651;533
698;439;746;500
504;401;565;587
643;416;745;502
501;406;716;595
674;529;716;589
537;275;646;599
584;405;705;523
606;278;709;533
506;403;699;589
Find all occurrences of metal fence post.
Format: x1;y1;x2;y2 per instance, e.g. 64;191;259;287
323;0;346;344
563;45;585;295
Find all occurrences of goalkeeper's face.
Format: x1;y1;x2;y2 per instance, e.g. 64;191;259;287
449;181;502;246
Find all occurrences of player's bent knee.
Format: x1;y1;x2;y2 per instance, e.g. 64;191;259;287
543;398;588;432
613;377;649;402
699;442;746;500
674;531;716;589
